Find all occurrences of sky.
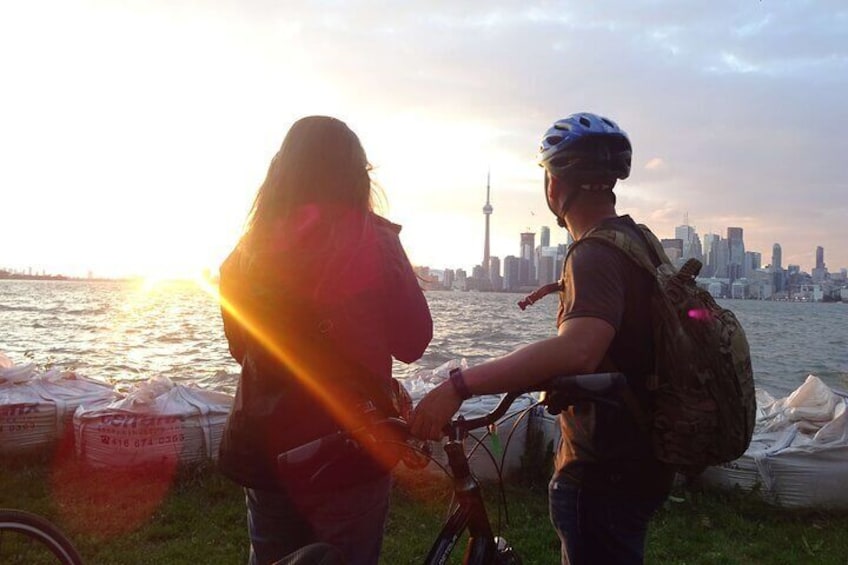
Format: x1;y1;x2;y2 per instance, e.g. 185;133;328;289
1;1;846;279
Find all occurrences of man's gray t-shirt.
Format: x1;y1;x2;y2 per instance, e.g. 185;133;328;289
554;215;674;495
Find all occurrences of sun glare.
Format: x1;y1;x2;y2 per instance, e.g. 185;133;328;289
135;269;216;294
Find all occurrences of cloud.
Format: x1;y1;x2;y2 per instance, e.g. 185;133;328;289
644;157;666;171
1;0;846;274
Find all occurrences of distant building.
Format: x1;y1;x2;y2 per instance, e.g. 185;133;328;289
540;226;551;248
535;245;558;286
454;269;468;291
727;227;745;280
702;233;721;277
772;243;782;271
661;239;683;264
745;251;761;274
520;232;536;285
537;254;555;286
503;256;521;291
488;256;502;291
812;246;827;282
675;221;702;262
443;269;455;290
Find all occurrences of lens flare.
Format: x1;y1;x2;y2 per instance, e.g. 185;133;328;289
688;308;712;321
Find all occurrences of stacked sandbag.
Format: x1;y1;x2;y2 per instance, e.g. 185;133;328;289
529;403;561;456
700;375;848;509
74;375;233;468
1;364;118;455
404;359;536;481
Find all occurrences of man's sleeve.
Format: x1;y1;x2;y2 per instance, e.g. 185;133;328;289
560;241;628;332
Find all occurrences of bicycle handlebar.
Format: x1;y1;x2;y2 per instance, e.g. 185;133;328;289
277;372;626;473
451;372;626;436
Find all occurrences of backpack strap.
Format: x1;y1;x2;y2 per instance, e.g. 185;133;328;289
517;280;563;310
572;223;672;276
563;223;667;437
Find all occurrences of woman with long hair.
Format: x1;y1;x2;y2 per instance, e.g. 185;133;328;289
218;116;433;565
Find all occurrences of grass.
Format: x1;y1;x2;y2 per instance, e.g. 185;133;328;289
3;444;848;564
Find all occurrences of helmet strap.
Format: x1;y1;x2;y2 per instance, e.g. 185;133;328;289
546;171;582;230
557;188;582;230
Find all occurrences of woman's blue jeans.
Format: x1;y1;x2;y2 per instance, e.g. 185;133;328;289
549;479;667;565
246;474;391;565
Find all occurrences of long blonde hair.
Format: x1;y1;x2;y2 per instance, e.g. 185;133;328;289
242;116;381;249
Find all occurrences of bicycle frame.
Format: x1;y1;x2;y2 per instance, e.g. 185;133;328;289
424;439;499;564
276;372;626;565
422;373;626;564
423;391;528;565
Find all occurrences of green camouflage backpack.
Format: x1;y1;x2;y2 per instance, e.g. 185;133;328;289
565;224;757;474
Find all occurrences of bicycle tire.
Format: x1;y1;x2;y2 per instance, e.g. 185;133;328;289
0;509;83;565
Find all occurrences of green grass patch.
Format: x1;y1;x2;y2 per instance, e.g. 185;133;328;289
3;449;848;564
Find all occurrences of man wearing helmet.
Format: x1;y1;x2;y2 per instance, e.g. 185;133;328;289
411;112;673;564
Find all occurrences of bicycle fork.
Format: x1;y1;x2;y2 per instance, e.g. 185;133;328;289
424;440;506;565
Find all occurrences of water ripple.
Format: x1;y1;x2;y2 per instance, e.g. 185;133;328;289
1;280;846;397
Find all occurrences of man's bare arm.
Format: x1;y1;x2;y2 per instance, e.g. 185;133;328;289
409;316;615;440
462;316;616;395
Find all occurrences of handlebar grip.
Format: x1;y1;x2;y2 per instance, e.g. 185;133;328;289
545;372;626;393
541;372;627;415
276;418;413;478
277;431;348;470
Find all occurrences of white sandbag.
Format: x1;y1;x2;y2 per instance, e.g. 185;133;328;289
0;382;55;454
0;351;13;369
403;358;463;402
700;376;848;509
403;360;536;481
701;428;848;509
0;363;37;385
530;404;562;456
74;375;233;468
783;375;841;426
0;368;117;455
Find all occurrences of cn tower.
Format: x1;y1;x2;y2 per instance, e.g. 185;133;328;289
483;171;493;272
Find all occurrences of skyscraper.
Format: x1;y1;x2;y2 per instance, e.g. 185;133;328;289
488;256;502;291
812;246;826;282
675;219;701;262
771;244;785;293
540;226;551;248
713;235;731;279
772;244;782;271
702;233;721;277
482;171;493;275
727;227;745;280
503;255;520;291
520;232;536;285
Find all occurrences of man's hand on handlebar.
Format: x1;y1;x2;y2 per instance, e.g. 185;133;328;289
409;380;463;441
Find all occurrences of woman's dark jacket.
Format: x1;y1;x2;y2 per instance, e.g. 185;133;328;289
217;205;432;490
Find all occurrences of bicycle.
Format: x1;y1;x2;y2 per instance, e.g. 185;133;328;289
0;509;346;565
277;372;627;564
0;508;84;565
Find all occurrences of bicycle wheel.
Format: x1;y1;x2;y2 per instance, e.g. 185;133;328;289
0;509;83;565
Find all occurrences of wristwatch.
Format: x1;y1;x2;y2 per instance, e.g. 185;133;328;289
449;367;472;401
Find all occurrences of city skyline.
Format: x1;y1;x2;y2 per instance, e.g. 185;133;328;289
418;176;845;279
1;2;845;279
424;217;843;280
3;203;841;282
422;204;846;301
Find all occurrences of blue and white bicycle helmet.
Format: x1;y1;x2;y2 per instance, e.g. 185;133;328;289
538;112;632;186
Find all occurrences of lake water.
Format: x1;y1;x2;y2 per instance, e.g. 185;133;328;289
1;279;846;398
